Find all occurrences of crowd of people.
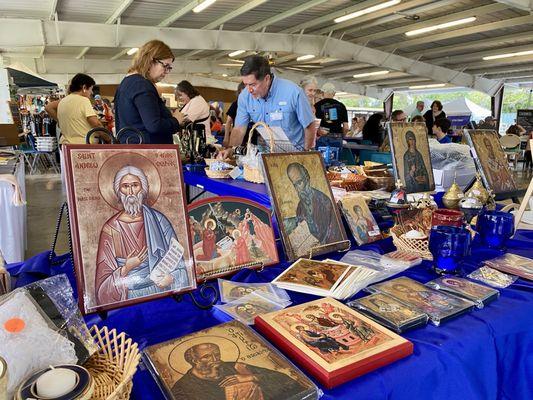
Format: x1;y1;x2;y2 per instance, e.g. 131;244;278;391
40;38;533;170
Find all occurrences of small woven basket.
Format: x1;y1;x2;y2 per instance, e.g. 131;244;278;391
84;325;141;400
242;122;275;184
205;166;232;179
204;158;236;167
390;225;433;260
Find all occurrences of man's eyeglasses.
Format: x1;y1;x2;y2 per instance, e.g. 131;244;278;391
155;60;173;72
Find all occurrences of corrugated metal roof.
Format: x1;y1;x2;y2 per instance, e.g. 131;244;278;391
2;0;533;90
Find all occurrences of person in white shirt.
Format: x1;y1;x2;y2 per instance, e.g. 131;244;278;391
175;80;213;143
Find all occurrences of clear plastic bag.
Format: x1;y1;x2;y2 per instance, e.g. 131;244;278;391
348;293;429;333
467;266;518;288
426;276;499;308
217;279;291;304
429;139;476;171
366;277;475;326
214;291;290;325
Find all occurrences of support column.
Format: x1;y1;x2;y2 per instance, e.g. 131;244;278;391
383;91;394;119
491;84;505;132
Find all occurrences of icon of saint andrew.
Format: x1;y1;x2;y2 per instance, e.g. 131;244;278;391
95;165;189;304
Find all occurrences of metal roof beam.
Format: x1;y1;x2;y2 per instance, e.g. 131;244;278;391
280;0;386;34
494;0;533;12
0;19;501;95
203;0;268;30
49;0;59;20
402;31;533;59
337;0;454;37
274;69;392;100
157;0;200;27
40;73;239;89
350;3;507;44
379;14;533;52
244;0;329;32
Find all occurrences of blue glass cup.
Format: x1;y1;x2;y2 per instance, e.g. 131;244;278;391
429;226;472;275
476;210;515;250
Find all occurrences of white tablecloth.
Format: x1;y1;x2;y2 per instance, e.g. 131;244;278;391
0;155;26;263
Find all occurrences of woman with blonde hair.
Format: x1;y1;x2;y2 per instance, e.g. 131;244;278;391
114;40;185;143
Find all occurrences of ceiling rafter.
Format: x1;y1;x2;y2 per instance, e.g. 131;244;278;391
336;0;455;37
349;3;508;44
109;0;199;59
379;14;533;52
182;0;269;58
312;0;451;36
77;0;135;59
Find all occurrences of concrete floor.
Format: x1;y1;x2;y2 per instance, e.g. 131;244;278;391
24;168;533;259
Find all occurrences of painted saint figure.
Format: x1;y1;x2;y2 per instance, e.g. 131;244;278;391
403;131;430;193
295;325;349;354
197;219;217;261
171;343;306;400
285;162;340;244
95;165;189;304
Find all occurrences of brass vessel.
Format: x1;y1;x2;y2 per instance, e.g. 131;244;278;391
442;180;464;209
465;173;489;204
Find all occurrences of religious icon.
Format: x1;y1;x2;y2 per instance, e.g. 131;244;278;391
339;195;383;245
214;291;288;325
467;266;517;288
217;280;290;303
463;130;517;195
349;293;429;333
368;277;474;325
63;145;196;314
255;298;412;388
483;253;533;281
388;123;435;194
426;276;499;307
188;197;278;281
261;152;348;260
143;321;318;400
272;259;351;297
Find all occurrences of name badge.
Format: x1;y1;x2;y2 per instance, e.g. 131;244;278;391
279;101;287;106
271;111;283;121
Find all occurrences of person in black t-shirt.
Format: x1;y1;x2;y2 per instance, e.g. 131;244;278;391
223;82;243;147
314;82;349;136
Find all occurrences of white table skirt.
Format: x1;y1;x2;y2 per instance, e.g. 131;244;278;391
0;155;26;263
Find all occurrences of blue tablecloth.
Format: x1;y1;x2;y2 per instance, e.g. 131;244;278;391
7;230;533;400
184;170;270;206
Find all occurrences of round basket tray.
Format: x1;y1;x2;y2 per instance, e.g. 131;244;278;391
205;167;232;179
204;158;236;167
84;325;140;400
390;225;433;260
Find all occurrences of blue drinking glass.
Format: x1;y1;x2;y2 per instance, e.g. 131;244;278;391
476;210;515;250
429;226;472;275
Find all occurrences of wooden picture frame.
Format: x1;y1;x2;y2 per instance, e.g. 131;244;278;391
63;145;196;314
261;152;349;261
463;129;518;196
388;122;435;194
188;196;278;281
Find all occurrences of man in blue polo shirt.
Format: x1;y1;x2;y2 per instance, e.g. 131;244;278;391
227;55;316;151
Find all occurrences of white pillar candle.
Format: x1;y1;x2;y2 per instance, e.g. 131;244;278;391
35;368;77;398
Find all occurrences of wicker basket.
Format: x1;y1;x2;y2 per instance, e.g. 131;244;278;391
390;225;433;260
85;325;140;400
205;166;232;179
242;122;275;184
204;158;236;167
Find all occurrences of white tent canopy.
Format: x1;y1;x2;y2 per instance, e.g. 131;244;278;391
443;98;491;121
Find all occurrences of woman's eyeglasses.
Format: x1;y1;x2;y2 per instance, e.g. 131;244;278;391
155;60;173;72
